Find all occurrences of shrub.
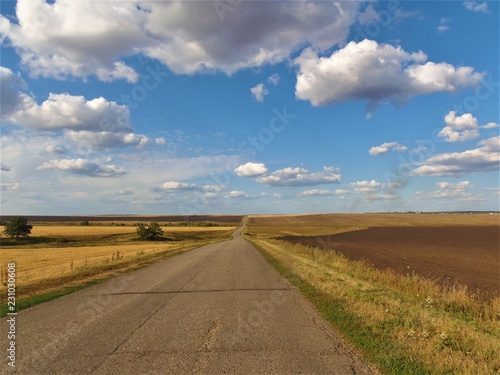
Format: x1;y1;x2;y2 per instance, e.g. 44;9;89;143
136;222;164;241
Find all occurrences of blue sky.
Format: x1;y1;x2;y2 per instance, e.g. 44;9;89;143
0;0;498;215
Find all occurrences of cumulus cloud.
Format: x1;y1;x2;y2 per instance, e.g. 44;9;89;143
234;162;268;177
8;93;132;132
350;180;382;193
295;40;483;116
369;142;408;155
1;0;358;80
438;111;480;142
412;136;500;176
256;166;341;187
38;159;126;178
0;66;34;119
0;0;144;82
2;69;155;152
250;84;269;102
463;2;489;13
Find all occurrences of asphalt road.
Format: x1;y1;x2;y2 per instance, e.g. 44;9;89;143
1;221;376;374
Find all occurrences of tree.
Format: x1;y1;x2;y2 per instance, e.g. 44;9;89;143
3;216;33;239
136;222;164;241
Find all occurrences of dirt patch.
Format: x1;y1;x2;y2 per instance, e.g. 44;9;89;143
278;226;500;297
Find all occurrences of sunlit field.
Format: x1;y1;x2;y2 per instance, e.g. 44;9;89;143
246;213;500;374
1;224;236;300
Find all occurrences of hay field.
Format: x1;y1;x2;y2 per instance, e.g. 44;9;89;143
1;224;236;300
3;243;180;287
29;225;234;237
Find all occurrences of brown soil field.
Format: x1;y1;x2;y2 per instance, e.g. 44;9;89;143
0;214;244;223
278;226;500;296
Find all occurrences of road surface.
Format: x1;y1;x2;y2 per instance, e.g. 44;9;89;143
1;221;376;374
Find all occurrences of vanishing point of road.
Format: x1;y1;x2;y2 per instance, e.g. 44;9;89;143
1;219;376;374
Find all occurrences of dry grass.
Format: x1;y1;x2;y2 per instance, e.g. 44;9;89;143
247;214;500;374
253;239;500;374
26;225;234;237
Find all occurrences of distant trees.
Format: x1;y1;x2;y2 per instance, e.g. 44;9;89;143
3;216;33;239
136;222;164;241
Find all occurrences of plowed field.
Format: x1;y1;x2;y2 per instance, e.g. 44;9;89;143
278;226;500;296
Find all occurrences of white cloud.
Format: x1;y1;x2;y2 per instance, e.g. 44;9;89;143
2;69;156;153
256;166;341;187
224;191;248;199
159;182;200;191
158;181;224;193
464;2;489;13
438;111;480;142
437;18;450;32
437;181;473;189
298;189;334;197
250;84;269;102
482;122;499;129
412;136;500;176
0;0;143;82
416;180;474;200
1;1;359;80
335;189;349;194
369;142;408;155
268;74;280;86
234;162;268;177
350;180;382;193
45;145;67;155
298;188;349;197
65;131;151;150
155;138;167;146
38;158;126;178
295;40;483;116
8;93;132;132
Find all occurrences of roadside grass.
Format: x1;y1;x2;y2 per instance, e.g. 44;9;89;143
249;237;500;375
0;226;236;316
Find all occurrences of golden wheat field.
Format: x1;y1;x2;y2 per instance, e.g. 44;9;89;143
28;225;234;237
1;224;236;297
